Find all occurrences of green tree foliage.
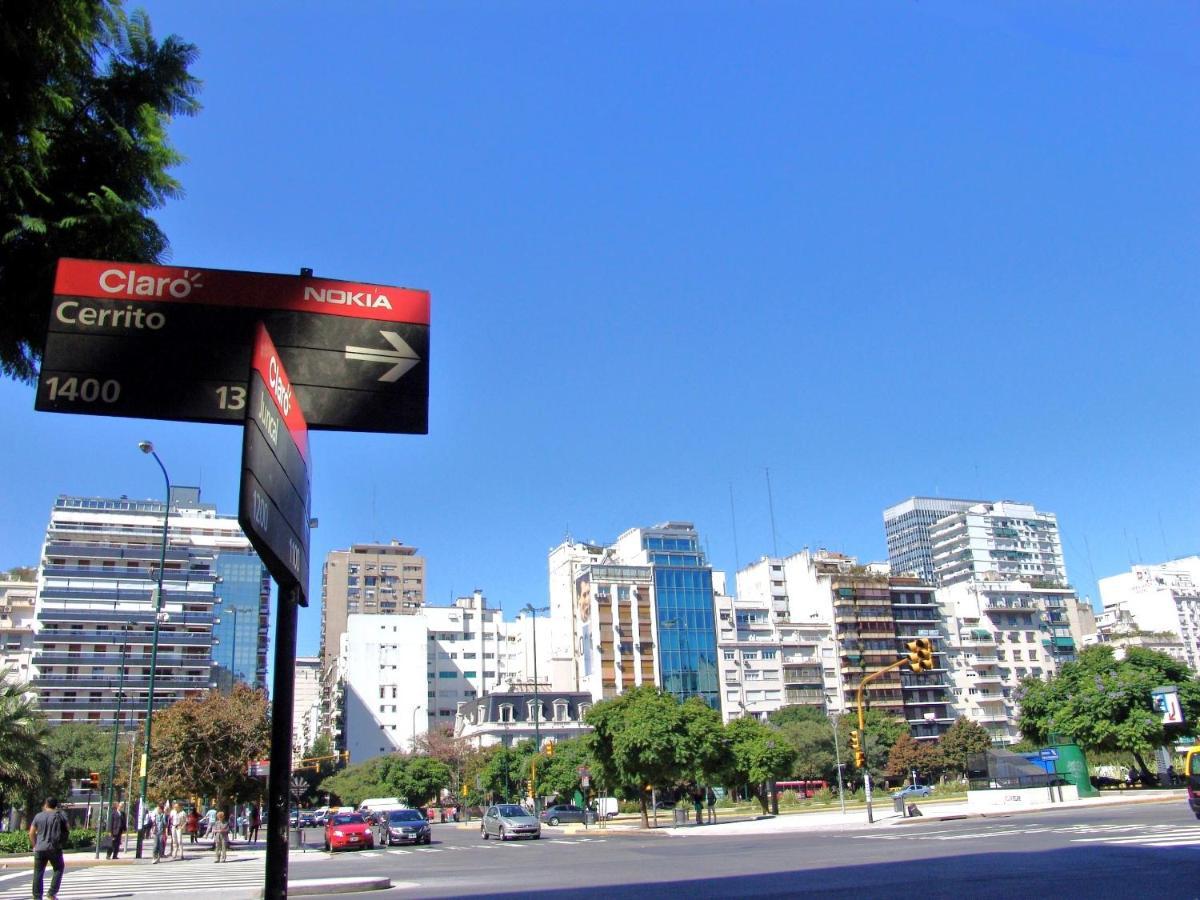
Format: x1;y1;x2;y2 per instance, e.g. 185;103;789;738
464;744;530;806
42;723;112;792
534;737;596;803
1;566;36;582
410;725;479;802
767;705;830;728
837;710;907;776
388;756;453;808
885;731;943;781
586;686;727;827
1019;645;1200;777
777;718;839;784
0;1;201;380
719;717;796;813
938;717;995;778
0;679;50;821
319;756;393;807
145;685;269;804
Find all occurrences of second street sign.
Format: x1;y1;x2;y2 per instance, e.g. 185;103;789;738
239;324;310;602
36;259;430;434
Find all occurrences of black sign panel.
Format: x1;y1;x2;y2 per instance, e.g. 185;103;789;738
36;260;430;434
238;325;311;603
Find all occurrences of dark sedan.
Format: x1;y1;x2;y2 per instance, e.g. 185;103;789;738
385;808;432;845
539;804;587;826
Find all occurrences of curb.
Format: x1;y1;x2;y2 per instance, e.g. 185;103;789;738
892;792;1185;826
286;876;394;896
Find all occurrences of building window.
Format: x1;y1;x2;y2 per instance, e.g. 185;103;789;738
499;704;514;723
553;701;569;722
722;650;735;660
527;700;543;723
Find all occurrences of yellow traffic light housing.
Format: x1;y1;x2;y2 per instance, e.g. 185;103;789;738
906;638;935;673
545;741;555;758
89;771;101;790
848;729;865;768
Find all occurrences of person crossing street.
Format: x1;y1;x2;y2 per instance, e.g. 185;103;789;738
28;797;68;900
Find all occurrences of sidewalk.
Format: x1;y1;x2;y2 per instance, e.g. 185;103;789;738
661;789;1188;837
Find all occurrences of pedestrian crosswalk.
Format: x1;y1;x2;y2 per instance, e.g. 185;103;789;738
0;854;265;899
853;822;1200;849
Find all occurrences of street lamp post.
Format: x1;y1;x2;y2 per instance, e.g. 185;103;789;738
520;605;548;814
134;441;170;858
411;704;424;750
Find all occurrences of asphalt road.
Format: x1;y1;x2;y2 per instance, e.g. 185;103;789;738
3;802;1197;899
287;802;1200;899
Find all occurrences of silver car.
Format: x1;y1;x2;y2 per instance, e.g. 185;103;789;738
480;804;541;841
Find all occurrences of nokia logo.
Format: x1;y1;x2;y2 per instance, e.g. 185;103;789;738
303;287;393;309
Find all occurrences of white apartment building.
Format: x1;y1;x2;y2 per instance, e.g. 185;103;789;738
0;579;37;683
1098;557;1200;673
32;491;269;727
292;656;322;755
884;497;983;584
335;591;551;763
930;501;1067;587
936;579;1092;744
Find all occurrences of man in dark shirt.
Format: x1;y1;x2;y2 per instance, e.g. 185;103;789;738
107;801;126;859
28;797;67;900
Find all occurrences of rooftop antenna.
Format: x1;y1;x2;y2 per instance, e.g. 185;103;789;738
728;483;741;573
765;467;779;559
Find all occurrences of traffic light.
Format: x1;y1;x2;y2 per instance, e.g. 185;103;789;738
906;638;935;673
848;730;865;768
545;741;555;758
88;772;101;790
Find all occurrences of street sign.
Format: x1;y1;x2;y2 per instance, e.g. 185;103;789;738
239;324;310;603
1039;749;1059;761
36;258;430;433
1152;685;1185;725
248;760;269;777
289;777;308;801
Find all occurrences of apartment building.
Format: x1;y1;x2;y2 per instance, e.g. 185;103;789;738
333;591;550;763
319;541;426;676
930;501;1067;587
884;497;982;584
0;578;37;683
293;656;322;755
937;579;1091;744
1098;557;1200;673
728;551;954;740
31;490;269;727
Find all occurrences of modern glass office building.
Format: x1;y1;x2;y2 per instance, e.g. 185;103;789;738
212;549;270;690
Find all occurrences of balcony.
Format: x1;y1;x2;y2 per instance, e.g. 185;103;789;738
970;656;1000;667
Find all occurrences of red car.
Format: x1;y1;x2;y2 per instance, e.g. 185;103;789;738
323;812;374;852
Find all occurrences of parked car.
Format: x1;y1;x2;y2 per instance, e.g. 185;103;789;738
480;804;541;841
323;812;374;852
540;804;587;826
385;808;432;845
298;811;316;828
312;807;330;826
892;785;933;799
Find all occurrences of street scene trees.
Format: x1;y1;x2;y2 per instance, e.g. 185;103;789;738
1019;645;1200;780
0;1;201;379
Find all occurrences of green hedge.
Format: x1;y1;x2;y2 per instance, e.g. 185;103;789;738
0;828;96;854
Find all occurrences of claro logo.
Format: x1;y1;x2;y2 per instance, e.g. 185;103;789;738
99;268;204;299
303;287;393;309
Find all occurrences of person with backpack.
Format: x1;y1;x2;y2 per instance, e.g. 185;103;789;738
28;797;68;900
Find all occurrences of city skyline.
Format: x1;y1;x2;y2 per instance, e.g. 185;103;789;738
0;2;1195;667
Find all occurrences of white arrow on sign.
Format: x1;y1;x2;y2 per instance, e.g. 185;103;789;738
345;331;421;383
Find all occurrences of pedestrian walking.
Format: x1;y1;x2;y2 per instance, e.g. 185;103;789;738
28;796;69;900
151;801;169;863
186;807;199;843
107;801;126;859
211;811;229;863
171;802;187;858
248;805;260;844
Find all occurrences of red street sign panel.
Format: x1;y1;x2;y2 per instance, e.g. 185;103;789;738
239;324;311;602
36;259;430;434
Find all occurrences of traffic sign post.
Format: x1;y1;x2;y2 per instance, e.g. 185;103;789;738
37;259;430;433
237;325;310;900
33;258;432;900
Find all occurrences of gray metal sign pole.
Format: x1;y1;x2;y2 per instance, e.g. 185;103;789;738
264;584;300;899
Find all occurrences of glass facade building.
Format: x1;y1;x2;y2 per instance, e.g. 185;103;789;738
645;531;720;709
212;550;270;690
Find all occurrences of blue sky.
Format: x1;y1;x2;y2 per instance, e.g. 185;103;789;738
2;1;1196;663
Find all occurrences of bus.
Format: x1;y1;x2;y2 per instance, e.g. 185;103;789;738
1186;748;1200;819
774;780;828;799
